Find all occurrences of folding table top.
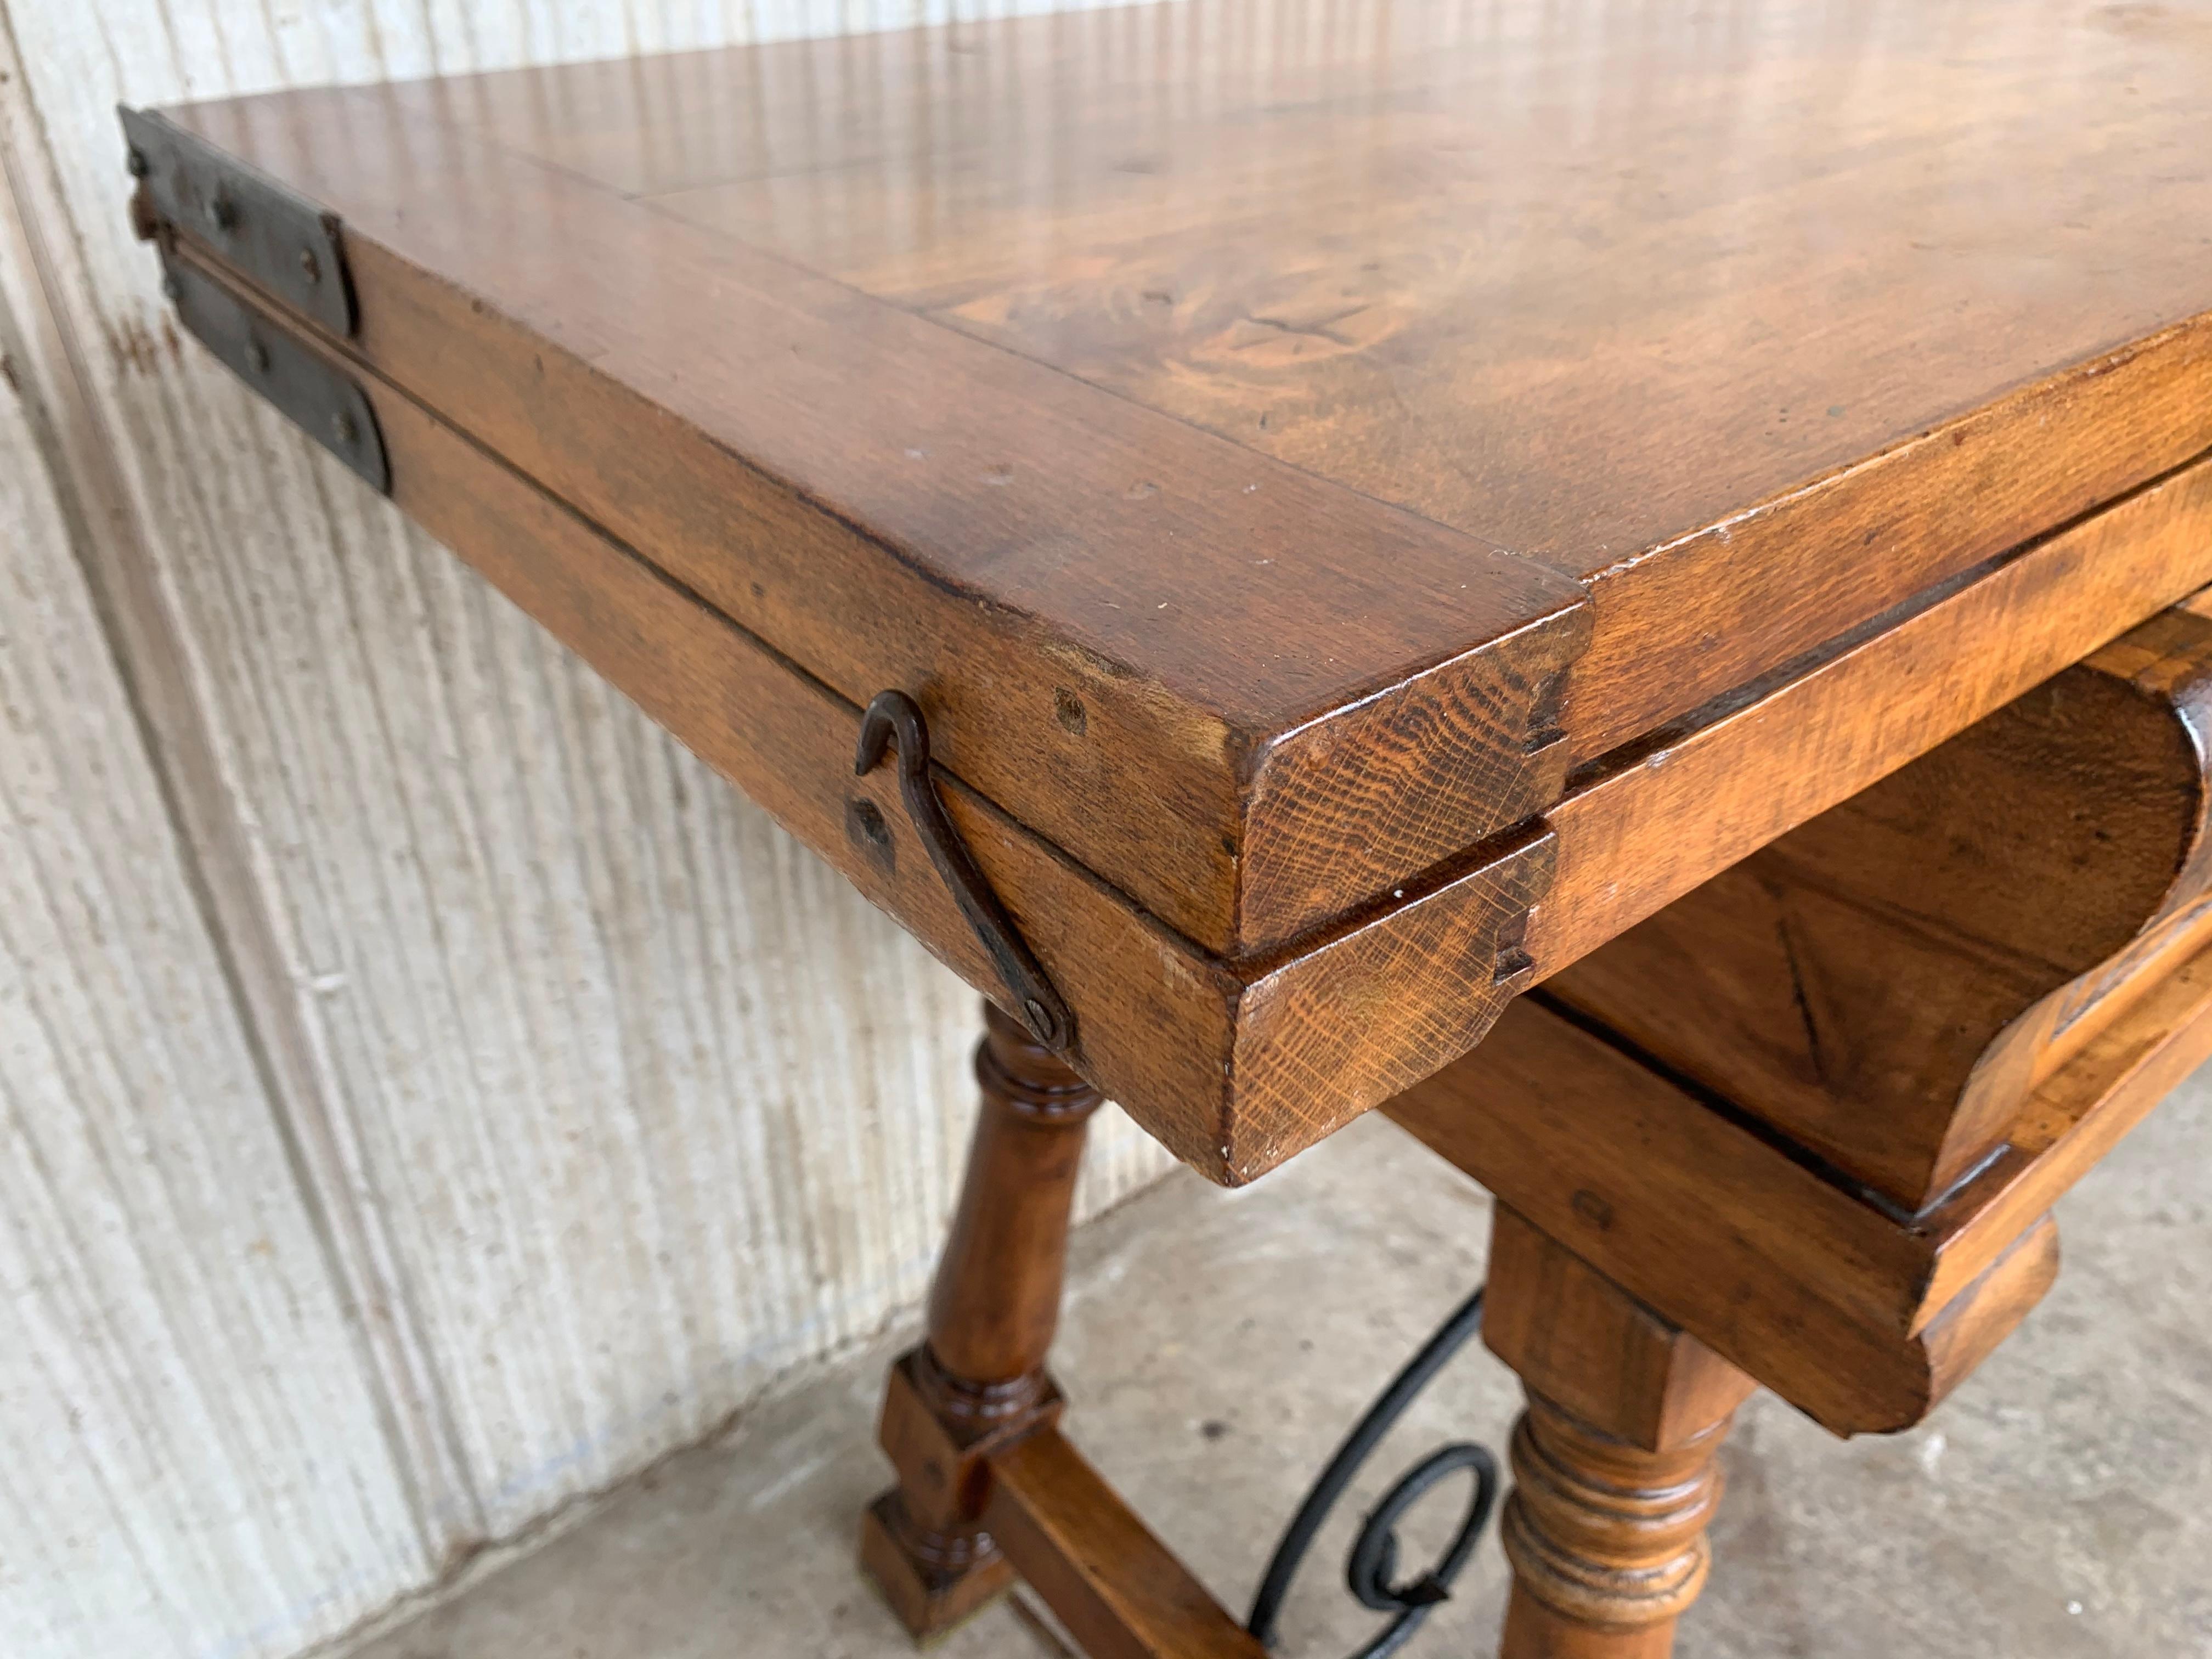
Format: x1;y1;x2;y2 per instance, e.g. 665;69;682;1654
128;0;2212;1180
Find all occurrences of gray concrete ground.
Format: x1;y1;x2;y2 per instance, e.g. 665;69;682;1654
354;1074;2212;1659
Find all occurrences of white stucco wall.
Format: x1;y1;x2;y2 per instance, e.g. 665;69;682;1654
0;3;1170;1655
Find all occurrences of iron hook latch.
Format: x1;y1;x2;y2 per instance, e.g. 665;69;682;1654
854;691;1077;1056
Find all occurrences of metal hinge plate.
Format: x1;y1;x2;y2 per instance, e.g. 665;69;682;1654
120;105;356;338
162;256;390;493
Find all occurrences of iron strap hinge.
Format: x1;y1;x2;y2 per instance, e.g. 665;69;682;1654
120;104;357;338
159;255;390;494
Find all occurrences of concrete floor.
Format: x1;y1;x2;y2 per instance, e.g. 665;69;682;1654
354;1075;2212;1659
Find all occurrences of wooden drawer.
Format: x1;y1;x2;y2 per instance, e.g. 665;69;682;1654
1392;589;2212;1431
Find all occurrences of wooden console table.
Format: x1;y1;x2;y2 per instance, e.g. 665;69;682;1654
122;3;2212;1652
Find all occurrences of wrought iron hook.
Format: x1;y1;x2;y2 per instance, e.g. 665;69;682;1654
854;690;1076;1054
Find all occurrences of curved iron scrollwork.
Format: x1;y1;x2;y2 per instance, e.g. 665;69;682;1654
1246;1285;1499;1659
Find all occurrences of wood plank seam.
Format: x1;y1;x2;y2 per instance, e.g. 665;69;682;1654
1564;436;2212;799
1526;989;1928;1226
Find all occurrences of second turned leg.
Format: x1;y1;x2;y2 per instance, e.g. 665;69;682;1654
859;1001;1103;1639
1484;1205;1757;1658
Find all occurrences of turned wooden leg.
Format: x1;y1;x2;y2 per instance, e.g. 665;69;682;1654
1483;1205;1757;1659
859;1001;1104;1639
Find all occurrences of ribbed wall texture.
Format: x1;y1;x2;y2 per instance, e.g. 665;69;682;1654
0;3;1170;1657
0;229;430;1659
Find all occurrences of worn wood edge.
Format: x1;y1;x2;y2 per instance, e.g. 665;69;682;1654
166;244;1568;1186
1567;307;2212;759
1383;998;2043;1435
1912;1215;2062;1423
1532;451;2212;978
984;1427;1268;1659
1223;826;1553;1182
1236;607;1585;953
149;91;1589;960
1911;932;2212;1327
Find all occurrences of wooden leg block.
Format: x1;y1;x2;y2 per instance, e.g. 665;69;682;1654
1486;1206;1753;1659
859;1489;1016;1639
1501;1583;1679;1659
859;1002;1103;1646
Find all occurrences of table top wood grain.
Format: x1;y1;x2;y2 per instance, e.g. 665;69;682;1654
140;0;2212;1178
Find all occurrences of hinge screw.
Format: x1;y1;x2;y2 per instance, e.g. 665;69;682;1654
298;246;320;284
246;340;271;374
207;193;236;232
331;411;358;446
126;148;150;178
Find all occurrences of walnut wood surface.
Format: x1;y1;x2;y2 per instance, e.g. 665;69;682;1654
518;0;2212;765
1386;997;2061;1435
1549;594;2212;1209
151;0;2212;967
1390;592;2212;1431
154;76;1585;961
986;1429;1267;1659
865;1006;1099;1638
162;243;1550;1180
443;0;2212;763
